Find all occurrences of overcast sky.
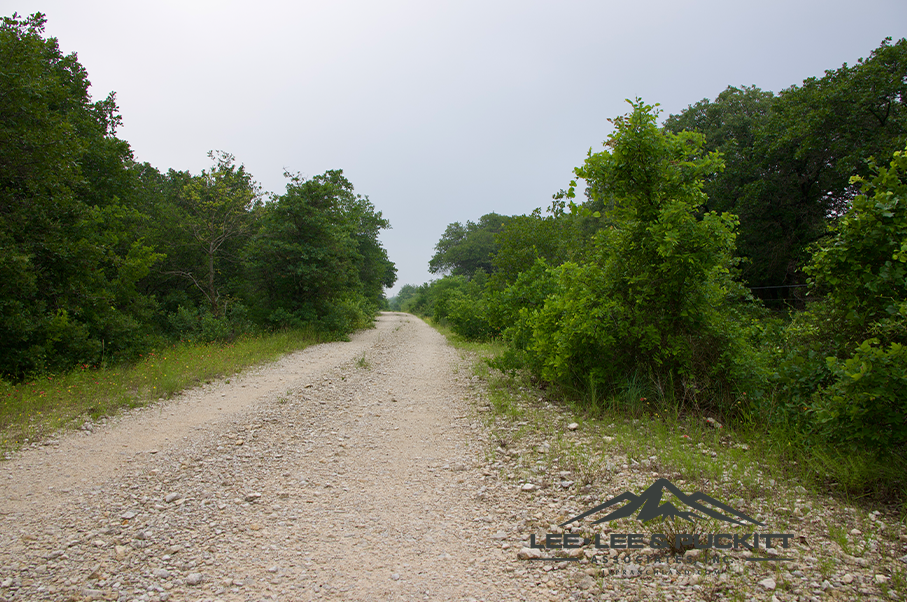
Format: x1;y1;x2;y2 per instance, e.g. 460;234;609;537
9;0;906;294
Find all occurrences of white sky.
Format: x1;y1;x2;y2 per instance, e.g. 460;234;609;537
7;0;906;294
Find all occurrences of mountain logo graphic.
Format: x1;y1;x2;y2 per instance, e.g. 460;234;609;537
560;478;764;527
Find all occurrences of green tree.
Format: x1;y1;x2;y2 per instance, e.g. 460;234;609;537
665;38;907;292
800;145;907;452
514;101;748;405
491;209;568;286
806;145;907;351
245;169;392;332
345;195;397;306
0;13;160;377
429;213;512;279
168;151;261;317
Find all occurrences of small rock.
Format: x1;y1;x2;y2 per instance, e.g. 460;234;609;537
153;568;171;579
114;545;129;559
843;555;870;567
576;575;595;590
875;574;890;584
517;547;543;560
705;417;723;429
186;573;203;586
164;493;181;503
602;436;614;443
120;510;137;520
567;423;579;431
244;492;262;502
758;577;776;590
521;483;536;491
841;574;854;584
267;566;279;573
81;589;104;600
850;528;862;537
391;573;400;581
235;439;244;446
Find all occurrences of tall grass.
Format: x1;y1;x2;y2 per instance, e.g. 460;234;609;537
425;315;907;512
0;328;323;454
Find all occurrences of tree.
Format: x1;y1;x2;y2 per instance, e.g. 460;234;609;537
805;145;907;351
344;195;396;306
245;169;393;330
168;151;261;316
0;13;160;377
665;38;907;293
800;145;907;453
428;213;512;278
514;100;747;403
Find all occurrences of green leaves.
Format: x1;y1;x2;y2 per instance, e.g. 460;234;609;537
812;339;907;451
428;213;512;279
244;169;392;331
493;100;749;408
805;144;907;349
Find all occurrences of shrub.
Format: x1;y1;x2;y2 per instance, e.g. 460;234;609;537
811;339;907;452
499;100;755;413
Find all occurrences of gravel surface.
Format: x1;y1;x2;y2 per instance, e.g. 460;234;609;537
2;312;905;602
0;313;547;601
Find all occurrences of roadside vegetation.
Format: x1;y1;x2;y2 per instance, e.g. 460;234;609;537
0;13;395;451
0;13;396;383
0;327;326;454
393;38;907;502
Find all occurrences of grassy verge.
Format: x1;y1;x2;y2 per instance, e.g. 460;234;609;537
429;319;907;518
0;327;324;455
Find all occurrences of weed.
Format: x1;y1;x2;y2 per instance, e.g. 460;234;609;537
817;556;836;579
355;353;371;370
891;568;906;599
0;328;322;454
827;525;852;555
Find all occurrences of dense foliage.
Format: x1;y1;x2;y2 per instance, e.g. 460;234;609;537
664;38;907;297
0;14;395;380
395;38;907;488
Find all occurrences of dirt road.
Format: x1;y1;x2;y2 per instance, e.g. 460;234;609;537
0;313;546;601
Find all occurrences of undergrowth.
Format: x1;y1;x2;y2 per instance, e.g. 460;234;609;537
428;316;907;518
0;327;324;454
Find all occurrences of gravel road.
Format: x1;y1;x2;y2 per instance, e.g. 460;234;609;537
0;313;545;602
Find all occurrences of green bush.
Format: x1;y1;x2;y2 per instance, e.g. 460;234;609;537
447;292;495;340
811;338;907;452
496;101;756;413
772;146;907;454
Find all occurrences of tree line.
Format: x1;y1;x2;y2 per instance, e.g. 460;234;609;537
392;39;907;488
0;13;396;380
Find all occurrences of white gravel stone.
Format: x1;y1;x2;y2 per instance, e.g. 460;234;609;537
186;572;204;586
